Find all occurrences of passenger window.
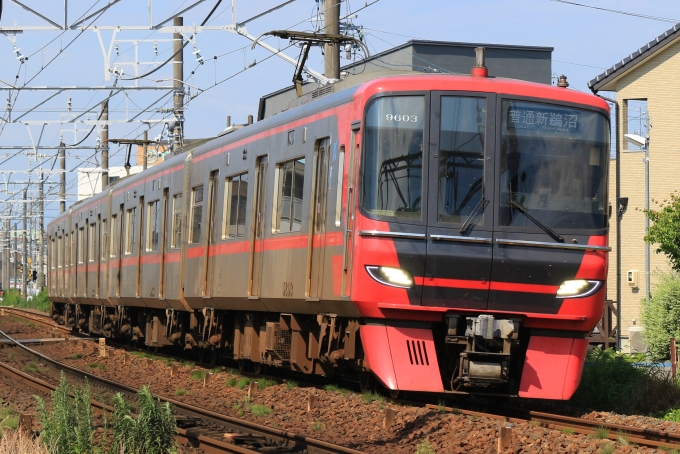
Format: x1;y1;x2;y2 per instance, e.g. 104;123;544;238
361;96;424;219
50;239;56;269
88;223;96;262
146;200;160;251
77;227;84;264
110;215;117;258
190;186;203;244
274;158;305;233
124;208;137;255
437;96;486;224
172;194;183;248
101;219;107;262
223;173;248;239
335;146;345;227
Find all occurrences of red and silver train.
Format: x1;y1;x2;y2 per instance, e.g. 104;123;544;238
47;63;610;400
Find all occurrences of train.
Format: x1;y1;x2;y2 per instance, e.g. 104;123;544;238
47;55;611;400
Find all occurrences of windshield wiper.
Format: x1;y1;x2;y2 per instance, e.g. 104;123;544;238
459;194;487;234
511;200;564;243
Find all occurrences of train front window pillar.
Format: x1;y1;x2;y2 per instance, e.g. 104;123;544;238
361;95;425;219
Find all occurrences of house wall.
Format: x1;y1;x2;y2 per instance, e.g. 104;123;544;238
607;39;680;342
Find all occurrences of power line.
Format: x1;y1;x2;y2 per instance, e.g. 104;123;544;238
548;0;680;23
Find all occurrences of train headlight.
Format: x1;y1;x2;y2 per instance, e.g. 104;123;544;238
366;266;414;289
556;280;602;298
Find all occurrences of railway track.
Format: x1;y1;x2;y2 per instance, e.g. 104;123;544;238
6;307;680;451
0;317;364;454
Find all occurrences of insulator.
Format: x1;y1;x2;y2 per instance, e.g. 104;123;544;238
154;40;158;55
115;41;119;55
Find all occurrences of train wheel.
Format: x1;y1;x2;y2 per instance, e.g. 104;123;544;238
359;369;373;393
238;359;246;372
389;389;400;399
252;362;264;374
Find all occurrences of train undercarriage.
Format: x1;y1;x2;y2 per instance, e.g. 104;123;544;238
51;301;529;396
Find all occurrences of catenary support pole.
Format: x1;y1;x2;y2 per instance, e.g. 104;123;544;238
323;0;340;80
59;143;66;214
101;100;109;190
38;173;45;290
22;188;27;297
13;224;17;292
172;16;184;155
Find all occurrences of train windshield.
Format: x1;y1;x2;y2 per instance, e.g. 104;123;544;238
499;100;609;230
361;96;424;219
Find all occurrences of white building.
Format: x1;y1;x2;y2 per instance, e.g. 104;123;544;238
77;166;143;200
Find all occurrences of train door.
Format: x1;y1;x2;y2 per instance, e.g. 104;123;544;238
422;93;496;310
341;127;360;296
116;205;123;296
203;171;219;296
307;139;330;298
136;196;144;297
249;156;268;297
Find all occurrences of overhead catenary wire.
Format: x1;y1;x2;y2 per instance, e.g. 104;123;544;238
548;0;680;23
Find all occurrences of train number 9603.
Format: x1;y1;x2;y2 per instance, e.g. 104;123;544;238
385;114;418;122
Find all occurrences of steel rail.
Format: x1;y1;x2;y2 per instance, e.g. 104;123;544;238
425;403;680;450
0;322;365;454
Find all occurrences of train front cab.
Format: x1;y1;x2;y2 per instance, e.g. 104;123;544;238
350;82;610;399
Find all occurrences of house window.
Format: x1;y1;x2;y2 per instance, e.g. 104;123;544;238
190;186;203;244
223;173;248;239
274;158;305;233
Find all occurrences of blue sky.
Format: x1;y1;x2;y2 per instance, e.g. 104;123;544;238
0;0;678;220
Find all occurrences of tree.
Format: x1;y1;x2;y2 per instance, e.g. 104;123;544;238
645;191;680;272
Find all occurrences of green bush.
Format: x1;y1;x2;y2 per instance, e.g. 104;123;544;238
35;372;95;454
0;288;51;312
110;386;178;454
641;271;680;360
571;348;680;415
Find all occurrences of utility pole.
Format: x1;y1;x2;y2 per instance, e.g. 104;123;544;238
143;130;148;170
38;174;45;290
172;16;184;155
323;0;341;80
22;188;27;297
2;219;8;293
101;100;109;190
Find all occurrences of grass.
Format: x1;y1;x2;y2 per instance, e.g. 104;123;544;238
416;440;436;454
7;353;14;361
258;378;277;390
617;430;630;446
23;361;39;373
69;353;82;360
595;426;610;440
174;388;188;397
572;348;680;415
189;370;206;381
246;403;272;417
311;421;323;432
0;405;18;432
225;378;238;387
362;390;386;405
601;443;614;454
285;380;298;390
324;384;339;392
0;430;49;452
437;399;446;412
235;377;251;390
562;427;575;435
87;363;106;370
0;288;51;313
226;368;241;376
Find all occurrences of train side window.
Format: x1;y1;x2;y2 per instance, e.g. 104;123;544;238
101;219;107;262
171;194;182;248
146;200;160;251
190;186;203;244
50;239;55;269
335;146;345;227
273;158;305;233
223;173;248;239
77;227;84;264
110;215;117;258
124;208;137;255
57;236;62;269
88;223;96;262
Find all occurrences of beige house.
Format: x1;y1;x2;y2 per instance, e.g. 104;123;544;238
589;23;680;349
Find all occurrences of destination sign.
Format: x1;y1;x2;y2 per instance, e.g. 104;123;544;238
507;108;579;133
